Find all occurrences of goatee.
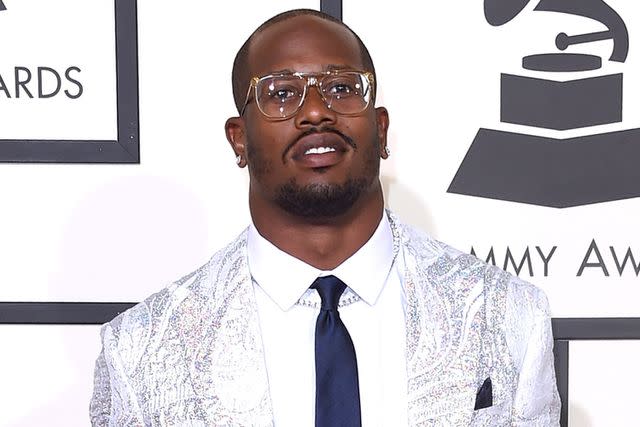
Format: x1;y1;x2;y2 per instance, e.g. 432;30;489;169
275;178;370;218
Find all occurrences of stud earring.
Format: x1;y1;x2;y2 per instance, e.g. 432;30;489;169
384;146;391;157
235;155;242;165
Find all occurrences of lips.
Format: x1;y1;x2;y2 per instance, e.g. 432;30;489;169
289;132;350;168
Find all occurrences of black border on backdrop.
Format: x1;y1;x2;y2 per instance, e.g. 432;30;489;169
1;305;638;339
0;0;139;163
321;0;342;20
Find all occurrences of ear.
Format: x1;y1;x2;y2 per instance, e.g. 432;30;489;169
225;116;247;168
375;107;390;159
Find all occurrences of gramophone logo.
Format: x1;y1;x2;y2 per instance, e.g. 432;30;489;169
448;0;639;208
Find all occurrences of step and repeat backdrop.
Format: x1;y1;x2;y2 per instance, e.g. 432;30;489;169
343;1;640;425
0;0;137;162
347;0;640;320
0;0;638;425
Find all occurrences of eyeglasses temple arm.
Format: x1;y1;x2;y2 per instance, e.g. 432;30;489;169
239;77;259;116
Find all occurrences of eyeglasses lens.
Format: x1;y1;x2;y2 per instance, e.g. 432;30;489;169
256;76;305;118
321;73;370;114
255;72;371;118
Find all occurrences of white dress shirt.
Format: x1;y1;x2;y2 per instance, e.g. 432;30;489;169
247;213;408;427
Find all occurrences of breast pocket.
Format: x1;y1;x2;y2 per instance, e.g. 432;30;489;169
471;400;510;426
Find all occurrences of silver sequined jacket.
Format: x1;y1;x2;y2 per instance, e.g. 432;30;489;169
90;213;561;426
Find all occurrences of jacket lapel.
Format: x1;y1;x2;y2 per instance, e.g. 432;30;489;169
393;215;486;425
198;233;275;425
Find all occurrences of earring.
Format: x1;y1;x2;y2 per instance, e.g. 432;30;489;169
384;146;391;157
235;155;242;165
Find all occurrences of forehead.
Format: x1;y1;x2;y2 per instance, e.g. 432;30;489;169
248;16;364;76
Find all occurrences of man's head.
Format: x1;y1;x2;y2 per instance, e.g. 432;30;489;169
225;9;389;221
230;10;377;114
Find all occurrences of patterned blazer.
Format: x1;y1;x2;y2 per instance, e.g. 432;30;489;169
90;213;560;426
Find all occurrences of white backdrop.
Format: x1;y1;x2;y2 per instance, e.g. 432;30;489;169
344;1;640;424
345;0;640;319
0;0;638;425
0;0;117;140
0;1;317;425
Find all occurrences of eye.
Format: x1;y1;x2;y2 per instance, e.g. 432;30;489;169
270;88;296;100
266;82;300;102
326;81;356;95
324;75;363;97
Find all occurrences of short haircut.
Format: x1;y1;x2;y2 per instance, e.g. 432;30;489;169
231;9;376;114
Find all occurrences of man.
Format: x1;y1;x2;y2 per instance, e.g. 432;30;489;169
90;9;560;426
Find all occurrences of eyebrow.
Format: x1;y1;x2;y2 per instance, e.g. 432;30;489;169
325;64;353;71
267;64;357;75
269;68;295;74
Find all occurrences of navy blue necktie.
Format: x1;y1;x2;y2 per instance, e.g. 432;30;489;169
312;275;362;427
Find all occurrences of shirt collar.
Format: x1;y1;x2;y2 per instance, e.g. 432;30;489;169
247;212;395;311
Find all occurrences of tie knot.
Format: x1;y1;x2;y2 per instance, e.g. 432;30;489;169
312;275;347;311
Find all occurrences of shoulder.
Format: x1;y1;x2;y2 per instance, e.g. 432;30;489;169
392;212;550;316
102;229;249;342
393;213;493;283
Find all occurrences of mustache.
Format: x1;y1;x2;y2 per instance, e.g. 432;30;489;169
283;127;356;160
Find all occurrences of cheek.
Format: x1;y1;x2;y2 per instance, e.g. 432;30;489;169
244;123;293;180
345;119;379;150
345;112;378;136
246;121;290;151
354;117;383;162
244;130;271;178
245;127;274;160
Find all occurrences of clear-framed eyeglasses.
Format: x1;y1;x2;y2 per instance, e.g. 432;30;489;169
240;70;375;120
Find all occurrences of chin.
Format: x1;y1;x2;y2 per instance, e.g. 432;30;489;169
275;177;370;219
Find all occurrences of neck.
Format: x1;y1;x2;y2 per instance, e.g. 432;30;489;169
250;186;385;270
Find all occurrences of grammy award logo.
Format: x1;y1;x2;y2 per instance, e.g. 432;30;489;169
448;0;639;208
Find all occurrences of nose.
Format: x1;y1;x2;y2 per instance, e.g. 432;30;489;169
294;85;337;128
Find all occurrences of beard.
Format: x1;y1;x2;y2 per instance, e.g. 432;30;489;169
246;128;381;219
275;177;371;218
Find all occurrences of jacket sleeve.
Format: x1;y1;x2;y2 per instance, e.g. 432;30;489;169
89;324;145;427
506;280;561;426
